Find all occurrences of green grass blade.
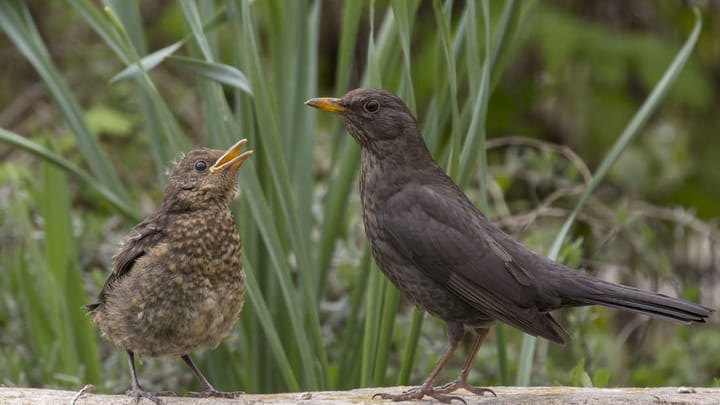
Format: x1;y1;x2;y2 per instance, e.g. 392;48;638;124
243;261;301;391
487;0;522;90
68;0;134;64
391;0;418;113
102;0;146;54
516;335;536;386
111;42;184;82
432;0;461;178
336;250;373;388
179;0;215;61
333;1;364;95
397;308;424;385
360;267;385;387
372;283;401;386
0;128;138;221
31;169;73;378
458;0;491;209
293;0;321;242
6;192;57;382
315;142;360;295
165;56;252;95
494;325;509;385
40;155;102;384
365;0;382;88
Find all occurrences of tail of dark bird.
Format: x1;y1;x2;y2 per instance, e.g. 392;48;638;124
551;270;713;324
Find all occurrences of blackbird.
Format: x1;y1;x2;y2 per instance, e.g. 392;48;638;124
87;139;253;403
306;88;713;403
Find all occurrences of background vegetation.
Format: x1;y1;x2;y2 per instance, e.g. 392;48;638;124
0;0;718;395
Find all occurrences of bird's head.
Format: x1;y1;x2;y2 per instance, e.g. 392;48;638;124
162;139;253;211
305;88;423;153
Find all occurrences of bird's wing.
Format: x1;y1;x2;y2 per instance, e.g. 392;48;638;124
88;217;164;310
382;182;567;343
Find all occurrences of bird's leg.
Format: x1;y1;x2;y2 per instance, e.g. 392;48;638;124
373;322;467;403
125;351;175;404
434;327;496;397
182;354;244;398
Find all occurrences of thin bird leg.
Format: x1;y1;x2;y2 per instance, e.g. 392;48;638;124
125;351;174;404
182;354;244;398
373;322;467;404
434;328;496;396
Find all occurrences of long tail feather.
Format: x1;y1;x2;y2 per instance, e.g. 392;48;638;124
554;272;713;323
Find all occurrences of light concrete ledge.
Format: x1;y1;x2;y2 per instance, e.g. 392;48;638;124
1;385;719;404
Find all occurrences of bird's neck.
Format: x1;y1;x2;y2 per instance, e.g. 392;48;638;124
359;139;441;206
161;193;231;214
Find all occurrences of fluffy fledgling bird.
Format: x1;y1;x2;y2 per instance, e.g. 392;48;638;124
87;140;253;403
306;88;713;403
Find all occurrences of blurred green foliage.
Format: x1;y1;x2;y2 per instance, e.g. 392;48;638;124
0;0;718;396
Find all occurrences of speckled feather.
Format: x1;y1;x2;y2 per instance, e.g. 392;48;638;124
89;148;245;358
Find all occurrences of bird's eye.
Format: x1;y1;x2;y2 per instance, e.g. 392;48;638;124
363;100;380;113
194;160;208;171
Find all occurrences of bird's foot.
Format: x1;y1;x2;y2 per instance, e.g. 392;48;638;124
433;379;496;397
373;386;466;404
189;389;244;399
126;388;176;404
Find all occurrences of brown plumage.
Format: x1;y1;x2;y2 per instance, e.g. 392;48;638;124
87;140;253;403
306;88;713;403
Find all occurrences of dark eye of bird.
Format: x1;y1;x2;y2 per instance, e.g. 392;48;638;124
194;160;208;171
363;100;380;113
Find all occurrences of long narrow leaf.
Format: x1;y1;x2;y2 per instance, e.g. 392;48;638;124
0;129;137;221
111;42;184;83
432;0;461;178
179;0;215;61
166;56;253;95
243;261;301;391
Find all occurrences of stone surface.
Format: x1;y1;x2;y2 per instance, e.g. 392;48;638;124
1;386;719;404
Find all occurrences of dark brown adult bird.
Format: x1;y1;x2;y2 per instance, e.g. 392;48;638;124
306;88;713;403
87;140;253;403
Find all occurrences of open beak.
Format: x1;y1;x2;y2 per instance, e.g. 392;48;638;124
210;139;253;173
304;97;349;113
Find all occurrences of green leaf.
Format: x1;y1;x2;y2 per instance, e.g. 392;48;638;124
593;368;610;388
569;358;593;387
111;41;184;82
166;56;253;95
0;128;137;221
85;104;135;136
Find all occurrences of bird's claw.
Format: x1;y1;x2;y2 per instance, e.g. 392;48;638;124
126;389;175;404
433;380;496;397
372;387;466;404
189;389;244;398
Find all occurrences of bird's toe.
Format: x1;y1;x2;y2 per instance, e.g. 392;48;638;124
189;389;244;398
372;387;466;404
126;388;175;404
434;380;496;397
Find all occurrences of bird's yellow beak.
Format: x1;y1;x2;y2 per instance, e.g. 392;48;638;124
304;97;349;113
210;139;253;173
